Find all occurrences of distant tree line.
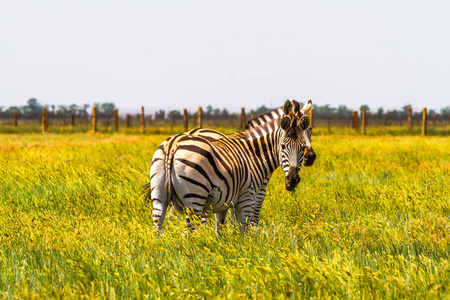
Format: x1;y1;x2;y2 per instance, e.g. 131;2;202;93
0;99;116;119
313;103;450;120
1;98;449;121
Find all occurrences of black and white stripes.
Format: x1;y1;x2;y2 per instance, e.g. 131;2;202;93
148;99;315;232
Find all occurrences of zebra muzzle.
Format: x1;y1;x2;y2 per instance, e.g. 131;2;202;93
285;166;300;191
303;147;316;167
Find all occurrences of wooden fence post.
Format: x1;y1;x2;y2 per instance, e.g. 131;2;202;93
42;107;47;133
114;109;119;131
183;109;188;131
14;111;18;126
45;109;49;130
62;113;66;127
240;108;246;129
362;107;366;135
71;111;75;127
250;114;254;120
422;107;427;135
353;111;359;132
141;106;145;134
352;112;355;129
92;105;97;133
127;114;131;128
407;107;412;133
198;107;203;128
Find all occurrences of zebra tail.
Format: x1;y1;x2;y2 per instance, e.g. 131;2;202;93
163;142;185;213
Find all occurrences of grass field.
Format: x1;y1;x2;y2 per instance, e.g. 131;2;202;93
0;130;449;298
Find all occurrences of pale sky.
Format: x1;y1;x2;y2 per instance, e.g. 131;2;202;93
1;0;449;113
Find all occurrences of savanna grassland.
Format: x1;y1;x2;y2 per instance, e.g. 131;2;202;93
0;129;449;299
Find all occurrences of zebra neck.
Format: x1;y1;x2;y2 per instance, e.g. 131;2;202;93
232;121;283;176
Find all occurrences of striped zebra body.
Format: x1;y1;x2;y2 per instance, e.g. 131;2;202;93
149;99;315;232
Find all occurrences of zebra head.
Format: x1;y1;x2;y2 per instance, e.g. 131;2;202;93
279;99;313;191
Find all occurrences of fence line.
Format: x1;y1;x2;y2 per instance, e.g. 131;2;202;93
2;106;447;136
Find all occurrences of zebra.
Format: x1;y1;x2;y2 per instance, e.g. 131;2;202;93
148;99;315;232
179;126;315;226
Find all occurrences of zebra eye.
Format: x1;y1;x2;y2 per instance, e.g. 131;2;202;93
281;144;286;150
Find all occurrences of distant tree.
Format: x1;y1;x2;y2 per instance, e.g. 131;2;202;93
386;109;400;118
360;105;370;114
6;106;20;113
57;105;69;114
22;98;42;113
336;105;351;117
155;109;166;120
100;102;115;114
51;105;56;114
205;105;213;119
168;110;182;120
377;107;384;117
79;104;90;114
250;105;271;116
440;106;450;116
315;104;336;115
69;104;79;113
220;108;229;119
402;105;412;114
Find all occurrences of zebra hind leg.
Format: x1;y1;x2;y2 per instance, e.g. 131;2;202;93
185;210;206;232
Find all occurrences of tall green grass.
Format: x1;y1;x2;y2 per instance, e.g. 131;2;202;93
0;133;449;298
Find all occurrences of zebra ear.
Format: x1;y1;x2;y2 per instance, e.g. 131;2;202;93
283;100;293;115
298;115;310;130
281;115;291;130
292;100;301;116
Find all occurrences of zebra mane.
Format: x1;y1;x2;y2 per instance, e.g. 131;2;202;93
225;107;284;140
243;107;284;130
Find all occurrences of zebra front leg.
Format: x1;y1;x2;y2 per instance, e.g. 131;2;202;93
234;197;255;232
251;176;271;226
215;211;228;235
